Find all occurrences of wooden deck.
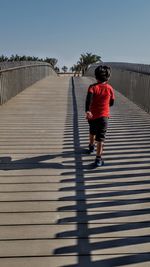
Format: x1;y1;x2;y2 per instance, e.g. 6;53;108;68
0;76;150;266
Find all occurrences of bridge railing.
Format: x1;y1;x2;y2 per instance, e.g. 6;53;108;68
85;62;150;114
0;62;57;105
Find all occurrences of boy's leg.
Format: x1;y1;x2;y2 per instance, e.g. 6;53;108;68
89;133;95;145
88;134;95;153
96;141;104;157
94;117;108;166
94;141;104;166
88;120;96;153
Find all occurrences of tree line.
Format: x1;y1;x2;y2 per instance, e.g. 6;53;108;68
0;52;102;74
0;54;60;72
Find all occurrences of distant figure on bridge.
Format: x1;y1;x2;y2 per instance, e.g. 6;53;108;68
85;65;115;167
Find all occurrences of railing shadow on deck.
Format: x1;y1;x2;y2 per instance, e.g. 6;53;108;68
53;77;150;266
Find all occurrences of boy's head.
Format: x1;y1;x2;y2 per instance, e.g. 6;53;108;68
95;65;111;82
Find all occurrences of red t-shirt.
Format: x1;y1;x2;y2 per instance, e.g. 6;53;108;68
88;82;115;120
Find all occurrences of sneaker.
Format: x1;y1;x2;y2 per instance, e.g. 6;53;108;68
88;144;95;154
94;157;104;167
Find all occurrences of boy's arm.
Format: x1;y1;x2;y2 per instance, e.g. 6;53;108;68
85;91;93;119
109;99;114;106
85;92;93;112
109;87;115;106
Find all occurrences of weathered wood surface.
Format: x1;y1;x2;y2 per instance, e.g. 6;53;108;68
0;76;150;266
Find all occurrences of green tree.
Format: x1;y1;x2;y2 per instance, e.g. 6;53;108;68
70;66;74;72
9;54;16;61
0;55;8;62
62;66;68;73
45;58;58;68
77;52;102;75
54;66;60;73
19;55;27;61
70;64;81;76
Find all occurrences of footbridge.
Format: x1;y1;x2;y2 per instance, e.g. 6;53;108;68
0;62;150;266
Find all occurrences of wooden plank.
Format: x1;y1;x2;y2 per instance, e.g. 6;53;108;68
0;200;149;212
0;174;149;183
0;191;149;201
0;256;149;267
0;238;149;257
0;223;149;240
0;211;149;225
0;198;149;211
0;182;149;192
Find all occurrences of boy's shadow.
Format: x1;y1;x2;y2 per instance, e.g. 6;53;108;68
0;148;93;171
0;154;65;171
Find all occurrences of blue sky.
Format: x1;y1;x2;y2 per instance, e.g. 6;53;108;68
0;0;150;69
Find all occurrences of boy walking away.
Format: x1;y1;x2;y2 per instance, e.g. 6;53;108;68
85;65;115;167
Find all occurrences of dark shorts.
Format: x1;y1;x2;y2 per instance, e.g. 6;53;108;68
88;117;108;142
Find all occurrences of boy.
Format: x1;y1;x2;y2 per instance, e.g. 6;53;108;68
85;65;115;167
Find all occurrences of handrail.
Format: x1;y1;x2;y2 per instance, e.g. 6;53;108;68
105;62;150;75
88;62;150;75
0;63;52;73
